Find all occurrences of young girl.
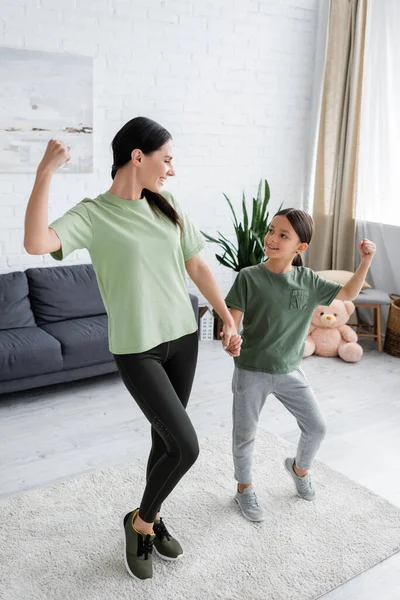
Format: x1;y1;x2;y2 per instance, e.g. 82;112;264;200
224;208;376;521
24;117;241;579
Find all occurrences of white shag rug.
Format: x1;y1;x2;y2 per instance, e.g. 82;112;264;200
1;430;400;600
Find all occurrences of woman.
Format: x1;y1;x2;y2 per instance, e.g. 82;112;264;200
24;116;241;580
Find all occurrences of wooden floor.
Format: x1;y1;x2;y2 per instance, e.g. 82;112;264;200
1;340;399;599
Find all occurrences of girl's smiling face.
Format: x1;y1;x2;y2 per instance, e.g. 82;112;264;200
264;215;307;260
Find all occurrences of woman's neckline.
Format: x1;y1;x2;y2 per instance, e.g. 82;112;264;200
102;191;147;205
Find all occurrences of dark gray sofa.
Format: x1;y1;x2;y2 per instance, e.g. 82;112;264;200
0;264;199;395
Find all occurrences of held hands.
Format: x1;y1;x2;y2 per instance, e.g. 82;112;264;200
39;139;71;174
357;238;376;266
220;322;242;357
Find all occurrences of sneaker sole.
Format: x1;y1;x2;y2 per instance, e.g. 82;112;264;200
234;497;266;522
119;512;153;581
284;460;316;501
153;546;184;562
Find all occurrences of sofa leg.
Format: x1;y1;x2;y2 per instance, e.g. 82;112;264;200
377;305;383;352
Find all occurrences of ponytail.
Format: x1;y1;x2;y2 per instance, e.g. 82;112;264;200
292;253;303;267
143;189;183;232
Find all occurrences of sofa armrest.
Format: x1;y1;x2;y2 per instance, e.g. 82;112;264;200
189;293;199;322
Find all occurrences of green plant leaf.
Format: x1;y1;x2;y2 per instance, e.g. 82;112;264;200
216;231;238;253
215;237;237;263
201;231;223;245
251;197;260;231
242;190;248;231
202;231;238;263
254;235;265;253
261;179;270;220
256;179;263;203
202;178;272;272
222;193;239;229
215;253;237;271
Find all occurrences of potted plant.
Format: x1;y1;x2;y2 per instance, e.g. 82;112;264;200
201;179;274;273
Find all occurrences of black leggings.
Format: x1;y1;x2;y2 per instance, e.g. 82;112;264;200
114;331;199;522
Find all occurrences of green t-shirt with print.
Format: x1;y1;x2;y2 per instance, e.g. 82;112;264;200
225;262;342;374
49;191;205;354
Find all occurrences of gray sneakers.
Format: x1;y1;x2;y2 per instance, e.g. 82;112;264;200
235;486;266;521
284;457;315;501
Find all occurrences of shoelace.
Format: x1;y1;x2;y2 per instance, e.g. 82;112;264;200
298;474;312;492
138;534;154;560
154;518;171;541
243;490;259;507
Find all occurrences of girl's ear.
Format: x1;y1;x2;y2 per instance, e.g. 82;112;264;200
297;242;308;254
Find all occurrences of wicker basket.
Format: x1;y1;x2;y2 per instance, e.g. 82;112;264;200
384;294;400;357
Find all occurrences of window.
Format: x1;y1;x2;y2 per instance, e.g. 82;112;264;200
356;0;400;226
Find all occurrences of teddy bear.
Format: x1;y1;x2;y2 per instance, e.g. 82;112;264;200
303;299;363;363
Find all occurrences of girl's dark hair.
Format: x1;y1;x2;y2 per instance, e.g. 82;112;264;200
111;116;182;230
273;208;314;267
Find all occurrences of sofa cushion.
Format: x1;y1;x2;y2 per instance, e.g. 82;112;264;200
354;288;391;305
0;272;36;330
0;327;63;382
41;315;112;369
316;270;371;290
26;264;106;325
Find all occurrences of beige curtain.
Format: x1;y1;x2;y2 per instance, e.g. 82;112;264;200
308;0;368;271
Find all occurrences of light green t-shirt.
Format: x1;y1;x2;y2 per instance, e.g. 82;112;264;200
49;191;205;354
225;262;342;374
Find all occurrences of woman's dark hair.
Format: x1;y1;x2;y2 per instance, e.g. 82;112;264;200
111;117;182;230
273;208;314;266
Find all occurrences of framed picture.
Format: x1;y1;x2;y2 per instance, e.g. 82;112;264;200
0;47;93;173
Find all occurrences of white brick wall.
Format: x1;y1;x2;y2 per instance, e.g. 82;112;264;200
0;0;318;299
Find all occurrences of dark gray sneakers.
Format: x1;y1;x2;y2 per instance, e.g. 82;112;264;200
121;510;184;579
121;509;155;580
153;517;184;561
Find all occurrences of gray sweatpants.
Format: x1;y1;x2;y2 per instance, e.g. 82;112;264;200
232;366;327;483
